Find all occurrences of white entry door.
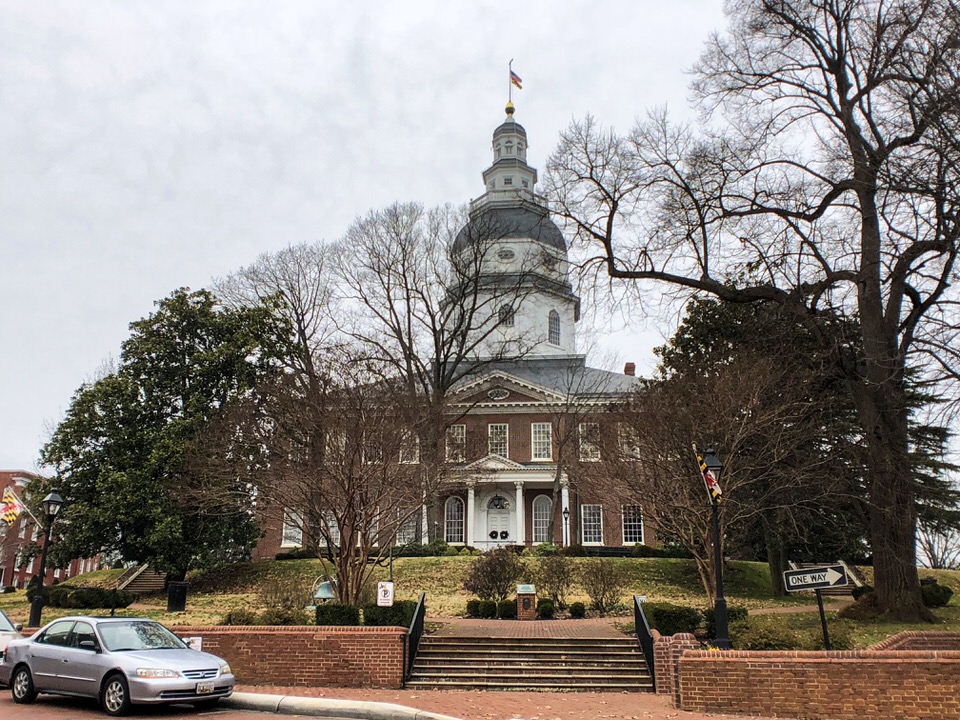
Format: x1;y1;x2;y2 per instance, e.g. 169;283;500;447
487;509;511;544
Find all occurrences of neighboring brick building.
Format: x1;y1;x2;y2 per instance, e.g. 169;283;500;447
0;470;102;588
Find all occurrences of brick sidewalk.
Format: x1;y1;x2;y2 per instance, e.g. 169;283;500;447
236;685;778;720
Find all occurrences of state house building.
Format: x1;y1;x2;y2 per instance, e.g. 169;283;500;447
256;103;652;558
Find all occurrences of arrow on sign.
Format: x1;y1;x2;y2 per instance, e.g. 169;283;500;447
782;564;849;592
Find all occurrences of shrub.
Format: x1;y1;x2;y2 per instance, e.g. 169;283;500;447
274;547;316;560
646;603;702;636
536;598;555;619
463;547;526;601
315;603;361;626
44;585;134;609
921;581;954;608
497;599;518;619
837;591;882;620
443;546;460;556
221;609;259;625
580;558;629;615
851;584;874;600
534;543;559;557
734;620;801;650
259;608;308;626
703;605;748;638
533;553;575;609
363;600;419;627
466;599;482;617
478;599;498;618
563;544;587;557
569;601;586;618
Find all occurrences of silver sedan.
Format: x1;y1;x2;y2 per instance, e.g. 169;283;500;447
0;616;234;716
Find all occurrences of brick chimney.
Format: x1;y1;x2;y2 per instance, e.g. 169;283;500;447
624;362;636;377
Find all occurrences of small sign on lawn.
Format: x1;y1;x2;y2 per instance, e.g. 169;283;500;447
377;581;395;607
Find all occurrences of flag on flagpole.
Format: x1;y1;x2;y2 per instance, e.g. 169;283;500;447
694;445;723;503
1;489;23;526
510;70;522;89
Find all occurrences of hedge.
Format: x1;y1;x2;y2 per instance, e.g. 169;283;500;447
315;603;361;626
362;600;418;627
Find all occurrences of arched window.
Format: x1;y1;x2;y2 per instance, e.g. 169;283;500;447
533;495;552;543
548;310;561;345
444;496;464;544
498;304;515;327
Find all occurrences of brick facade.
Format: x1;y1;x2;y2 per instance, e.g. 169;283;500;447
174;626;406;689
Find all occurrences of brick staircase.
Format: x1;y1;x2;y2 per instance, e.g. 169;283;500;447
405;636;653;691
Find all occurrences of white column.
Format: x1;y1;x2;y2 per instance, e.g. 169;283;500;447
466;482;476;547
561;482;571;546
420;501;429;544
514;481;526;546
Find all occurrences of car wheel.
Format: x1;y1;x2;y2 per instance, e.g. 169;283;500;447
194;698;220;710
100;673;132;717
10;665;37;704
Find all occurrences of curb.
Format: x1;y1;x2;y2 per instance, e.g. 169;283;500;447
223;691;463;720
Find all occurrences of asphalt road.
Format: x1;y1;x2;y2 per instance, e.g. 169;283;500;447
0;693;316;719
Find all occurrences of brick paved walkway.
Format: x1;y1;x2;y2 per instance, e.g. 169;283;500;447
432;616;626;638
237;685;778;720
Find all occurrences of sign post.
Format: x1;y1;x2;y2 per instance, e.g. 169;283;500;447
782;564;848;650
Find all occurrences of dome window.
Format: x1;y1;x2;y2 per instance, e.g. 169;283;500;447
548;310;561;345
498;304;515;327
504;177;513;186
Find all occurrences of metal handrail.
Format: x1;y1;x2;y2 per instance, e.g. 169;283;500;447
405;592;426;682
633;595;656;692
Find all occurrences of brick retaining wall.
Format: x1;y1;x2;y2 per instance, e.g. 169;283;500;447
175;626;406;688
677;638;960;720
870;630;960;651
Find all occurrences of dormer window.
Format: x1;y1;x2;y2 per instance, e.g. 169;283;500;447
504;177;513;186
522;180;529;188
498;304;515;326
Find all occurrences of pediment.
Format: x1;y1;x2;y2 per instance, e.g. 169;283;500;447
450;370;565;406
466;453;527;471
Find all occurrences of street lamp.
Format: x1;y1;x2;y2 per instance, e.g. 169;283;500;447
562;507;570;547
29;490;65;628
701;448;731;649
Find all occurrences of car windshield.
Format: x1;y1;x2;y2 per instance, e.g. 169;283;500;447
97;621;187;652
0;610;15;632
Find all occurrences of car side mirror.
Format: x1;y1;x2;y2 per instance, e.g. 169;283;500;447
79;640;99;651
14;623;23;632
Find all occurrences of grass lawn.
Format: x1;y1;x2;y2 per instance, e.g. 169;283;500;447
1;556;956;649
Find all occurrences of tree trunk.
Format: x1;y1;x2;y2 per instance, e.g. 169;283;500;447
764;521;787;597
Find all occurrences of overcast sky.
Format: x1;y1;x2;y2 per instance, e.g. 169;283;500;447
1;1;729;471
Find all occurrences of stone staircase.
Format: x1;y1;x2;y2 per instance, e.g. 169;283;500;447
405;636;653;691
117;564;167;594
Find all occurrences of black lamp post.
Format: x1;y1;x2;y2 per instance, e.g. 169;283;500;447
701;448;731;649
562;507;570;547
28;490;65;628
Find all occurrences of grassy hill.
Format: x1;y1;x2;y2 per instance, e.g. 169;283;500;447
1;556;957;648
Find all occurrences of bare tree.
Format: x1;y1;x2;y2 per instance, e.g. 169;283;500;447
600;349;856;602
545;0;960;620
333;202;554;535
917;517;960;570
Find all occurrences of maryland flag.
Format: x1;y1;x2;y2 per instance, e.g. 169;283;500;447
694;446;723;503
510;69;523;89
1;489;24;526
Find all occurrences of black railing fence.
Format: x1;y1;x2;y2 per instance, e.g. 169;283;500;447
634;594;656;691
405;592;426;681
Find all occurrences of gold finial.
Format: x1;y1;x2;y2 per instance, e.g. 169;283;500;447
505;101;515;117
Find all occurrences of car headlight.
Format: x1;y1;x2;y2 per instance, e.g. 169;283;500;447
136;668;180;678
220;663;232;676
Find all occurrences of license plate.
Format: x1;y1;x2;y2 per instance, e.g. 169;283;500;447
196;681;214;694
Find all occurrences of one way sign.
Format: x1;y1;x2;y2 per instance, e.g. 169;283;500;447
783;565;848;592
